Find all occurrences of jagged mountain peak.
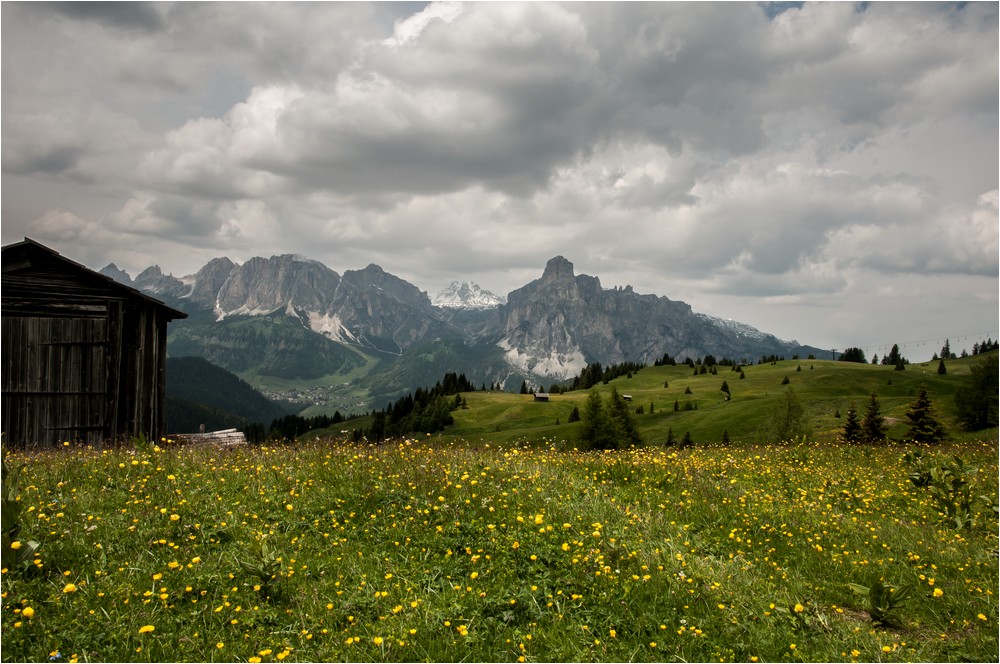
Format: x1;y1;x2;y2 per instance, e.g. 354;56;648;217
433;281;506;309
99;263;132;286
541;255;575;281
215;253;341;318
133;265;189;297
136;265;165;279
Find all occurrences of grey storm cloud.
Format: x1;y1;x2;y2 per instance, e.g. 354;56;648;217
44;1;166;32
1;1;997;352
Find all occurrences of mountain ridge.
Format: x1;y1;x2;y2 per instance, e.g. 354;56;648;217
100;253;827;400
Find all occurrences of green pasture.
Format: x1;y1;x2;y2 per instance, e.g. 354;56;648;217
1;437;996;662
394;354;992;446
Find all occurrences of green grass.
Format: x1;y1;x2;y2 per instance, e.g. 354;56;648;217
431;353;993;446
2;436;997;662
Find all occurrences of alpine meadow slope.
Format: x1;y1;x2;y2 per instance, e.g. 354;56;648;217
314;350;998;447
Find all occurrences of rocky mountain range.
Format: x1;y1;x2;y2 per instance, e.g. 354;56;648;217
102;253;827;407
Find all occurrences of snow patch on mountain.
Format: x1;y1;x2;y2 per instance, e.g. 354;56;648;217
433;281;506;309
696;313;794;345
307;311;358;344
214;303;280;321
498;337;587;380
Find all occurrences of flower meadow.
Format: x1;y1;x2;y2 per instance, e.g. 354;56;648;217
2;438;997;663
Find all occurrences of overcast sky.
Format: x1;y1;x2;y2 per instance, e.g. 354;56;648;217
2;1;997;359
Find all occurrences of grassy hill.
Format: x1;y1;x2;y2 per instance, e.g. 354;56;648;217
315;351;997;445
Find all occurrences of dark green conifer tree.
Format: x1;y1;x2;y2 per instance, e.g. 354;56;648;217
954;355;999;431
904;387;947;444
842;403;862;444
861;393;886;444
579;390;617;450
608;387;640;445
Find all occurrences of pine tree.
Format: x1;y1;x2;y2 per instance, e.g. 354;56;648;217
904;387;947;444
607;387;640;445
666;427;676;447
883;344;907;367
579;390;617;450
681;431;693;448
720;380;730;395
937;358;947;375
842;403;862;444
568;406;581;423
955;355;999;431
839;347;867;363
861;393;886;444
721;429;730;445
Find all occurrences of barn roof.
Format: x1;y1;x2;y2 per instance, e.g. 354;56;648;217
2;237;187;320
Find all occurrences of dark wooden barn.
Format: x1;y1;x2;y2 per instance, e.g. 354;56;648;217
2;238;187;447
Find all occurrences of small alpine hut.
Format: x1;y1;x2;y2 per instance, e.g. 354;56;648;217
2;238;187;448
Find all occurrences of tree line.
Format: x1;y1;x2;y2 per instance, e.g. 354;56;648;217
840;337;998;367
349;372;476;442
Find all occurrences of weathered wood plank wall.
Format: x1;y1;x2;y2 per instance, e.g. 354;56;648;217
2;239;186;448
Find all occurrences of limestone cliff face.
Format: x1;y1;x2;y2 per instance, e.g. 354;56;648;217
215;255;341;317
187;257;235;307
329;263;450;353
497;256;802;378
499;256;678;377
